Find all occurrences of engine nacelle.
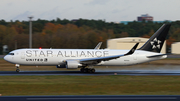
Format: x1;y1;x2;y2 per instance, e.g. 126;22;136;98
66;60;81;69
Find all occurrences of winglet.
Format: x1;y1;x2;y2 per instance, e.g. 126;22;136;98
125;43;139;55
94;42;102;49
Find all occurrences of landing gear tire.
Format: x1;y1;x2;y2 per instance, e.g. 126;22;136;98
88;69;91;73
80;68;95;73
16;68;20;72
80;68;84;73
85;68;88;73
91;68;95;73
15;64;20;73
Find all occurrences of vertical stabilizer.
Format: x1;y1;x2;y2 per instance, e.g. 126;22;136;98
139;24;171;53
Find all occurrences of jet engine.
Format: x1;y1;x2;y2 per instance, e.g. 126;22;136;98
65;60;81;69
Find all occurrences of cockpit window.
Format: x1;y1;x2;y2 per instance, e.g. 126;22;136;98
8;53;14;55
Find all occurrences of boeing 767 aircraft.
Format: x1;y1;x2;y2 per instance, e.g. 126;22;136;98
4;24;171;73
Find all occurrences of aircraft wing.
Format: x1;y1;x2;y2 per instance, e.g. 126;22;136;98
79;43;139;65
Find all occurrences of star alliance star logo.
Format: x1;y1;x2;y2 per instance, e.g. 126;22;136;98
150;38;161;49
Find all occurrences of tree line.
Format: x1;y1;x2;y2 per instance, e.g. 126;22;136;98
0;18;180;54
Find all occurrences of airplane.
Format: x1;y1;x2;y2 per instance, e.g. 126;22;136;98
4;24;171;73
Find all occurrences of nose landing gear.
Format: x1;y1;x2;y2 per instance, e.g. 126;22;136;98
15;64;20;72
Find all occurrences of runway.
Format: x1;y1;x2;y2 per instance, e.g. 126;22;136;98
1;70;180;76
0;95;180;101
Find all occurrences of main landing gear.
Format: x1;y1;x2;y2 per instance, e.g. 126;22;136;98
80;68;95;73
15;64;20;72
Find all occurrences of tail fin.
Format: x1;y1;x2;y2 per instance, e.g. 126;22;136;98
139;24;171;53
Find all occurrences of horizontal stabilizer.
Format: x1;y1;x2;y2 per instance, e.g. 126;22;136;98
146;54;167;58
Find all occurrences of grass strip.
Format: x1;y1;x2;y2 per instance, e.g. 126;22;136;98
0;75;180;95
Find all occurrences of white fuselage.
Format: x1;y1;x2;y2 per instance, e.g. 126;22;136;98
4;49;166;67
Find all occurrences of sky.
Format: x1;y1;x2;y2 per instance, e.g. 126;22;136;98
0;0;180;22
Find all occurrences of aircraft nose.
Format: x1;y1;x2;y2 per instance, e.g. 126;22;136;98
4;55;8;61
4;55;10;62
